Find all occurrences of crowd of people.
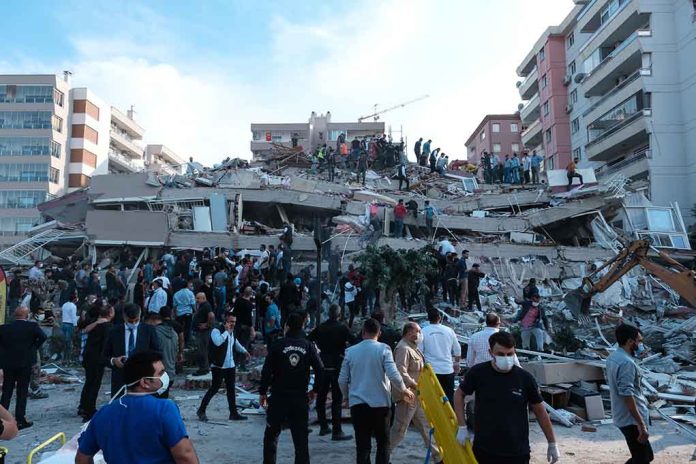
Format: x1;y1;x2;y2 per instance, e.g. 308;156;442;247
0;237;659;463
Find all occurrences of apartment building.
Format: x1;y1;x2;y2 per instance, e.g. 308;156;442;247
0;74;69;244
0;73;183;246
250;111;385;161
517;0;696;222
464;114;523;166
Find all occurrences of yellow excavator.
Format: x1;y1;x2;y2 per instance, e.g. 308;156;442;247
564;239;696;315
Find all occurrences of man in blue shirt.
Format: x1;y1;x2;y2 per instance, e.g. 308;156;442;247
263;293;282;345
173;281;196;345
76;351;199;464
531;151;543;184
423;200;435;239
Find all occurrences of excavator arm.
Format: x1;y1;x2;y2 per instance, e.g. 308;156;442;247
564;239;696;315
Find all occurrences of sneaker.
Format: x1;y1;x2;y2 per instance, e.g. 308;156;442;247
229;413;248;421
197;410;208;422
318;426;332;436
331;432;353;441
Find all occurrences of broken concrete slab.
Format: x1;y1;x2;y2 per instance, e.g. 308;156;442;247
86;210;168;246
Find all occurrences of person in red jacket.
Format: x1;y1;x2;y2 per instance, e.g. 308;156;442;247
393;200;407;238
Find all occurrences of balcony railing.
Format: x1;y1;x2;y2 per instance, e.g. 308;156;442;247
518;67;538;88
578;0;632;55
583;70;640;117
587;109;649;147
109;150;143;172
521;119;541;139
595;148;649;177
585;31;638;78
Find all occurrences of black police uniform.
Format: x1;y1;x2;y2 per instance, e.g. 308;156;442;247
260;329;323;464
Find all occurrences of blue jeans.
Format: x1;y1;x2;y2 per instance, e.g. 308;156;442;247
394;219;404;238
61;323;75;361
521;327;544;351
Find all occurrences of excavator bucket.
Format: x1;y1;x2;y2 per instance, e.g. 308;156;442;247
563;288;592;317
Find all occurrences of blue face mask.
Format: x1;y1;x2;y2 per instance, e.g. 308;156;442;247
126;322;139;330
634;342;646;356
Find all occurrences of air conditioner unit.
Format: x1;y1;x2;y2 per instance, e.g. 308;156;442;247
563;75;572;86
516;81;522;88
518;103;525;111
574;73;586;83
565;104;574;114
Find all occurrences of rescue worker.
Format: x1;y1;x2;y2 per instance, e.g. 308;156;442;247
260;312;324;464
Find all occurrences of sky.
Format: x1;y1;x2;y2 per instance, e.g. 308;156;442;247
1;0;573;165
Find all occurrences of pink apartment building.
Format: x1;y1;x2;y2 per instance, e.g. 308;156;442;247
464;114;523;166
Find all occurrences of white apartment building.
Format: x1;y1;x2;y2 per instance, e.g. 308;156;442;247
517;0;696;222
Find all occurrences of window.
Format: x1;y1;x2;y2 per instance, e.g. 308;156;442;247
543;101;550;116
480;131;486;141
252;130;262;141
539;47;545;61
570;89;578;104
541;74;548;89
547;155;555;170
53;89;64;107
545;129;552;144
0;217;39;236
492;123;500;133
571;118;580;134
50;141;61;158
49;167;59;184
492;143;501;153
567;32;575;48
0;85;54;104
568;61;576;75
328;130;345;141
0;163;53;182
512;143;520;153
510;123;519;132
0;111;53;129
573;147;582;161
587;93;643;142
0;137;55;157
0;190;48;209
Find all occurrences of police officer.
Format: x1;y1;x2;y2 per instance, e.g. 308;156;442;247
260;312;323;464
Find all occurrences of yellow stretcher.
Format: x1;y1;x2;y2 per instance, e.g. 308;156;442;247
417;364;477;464
26;432;66;464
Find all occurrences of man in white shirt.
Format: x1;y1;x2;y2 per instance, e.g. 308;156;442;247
197;313;250;422
466;312;520;368
257;245;270;273
145;280;168;314
437;239;456;256
61;294;79;363
419;307;461;404
28;261;44;281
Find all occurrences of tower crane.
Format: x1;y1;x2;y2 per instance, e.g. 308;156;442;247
358;95;430;122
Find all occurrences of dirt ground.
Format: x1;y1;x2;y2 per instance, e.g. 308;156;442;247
3;372;694;464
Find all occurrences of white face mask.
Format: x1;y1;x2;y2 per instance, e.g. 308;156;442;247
493;355;515;372
415;332;424;345
109;372;170;406
532;301;540;307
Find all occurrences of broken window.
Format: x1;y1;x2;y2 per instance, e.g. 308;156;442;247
646;208;674;232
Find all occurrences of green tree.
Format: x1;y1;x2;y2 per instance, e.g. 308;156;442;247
354;244;438;321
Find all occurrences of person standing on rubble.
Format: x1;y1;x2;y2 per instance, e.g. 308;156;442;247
514;293;550;352
607;324;654;464
414;137;424;166
390;322;443;464
457;250;470;310
566;157;584;190
466;263;485;311
326;146;336;182
429;147;439;173
419;307;461;404
423;200;435;239
521;152;531;184
481;152;491;184
393;199;407;239
260;312;324;464
444;253;460;306
503;154;512;183
511;153;521;184
531;151;542;184
397;162;409;191
436;152;447;176
357;150;368;186
454;331;560;464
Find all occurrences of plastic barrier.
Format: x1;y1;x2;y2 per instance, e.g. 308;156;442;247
27;432;66;464
417;364;477;464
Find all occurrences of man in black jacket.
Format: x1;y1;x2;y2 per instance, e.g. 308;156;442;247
78;305;113;421
102;303;160;397
308;304;354;440
260;313;324;464
0;306;47;429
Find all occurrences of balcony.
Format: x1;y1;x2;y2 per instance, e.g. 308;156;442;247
583;71;642;125
109;150;143;173
521;119;542;148
146;144;183;166
110;130;143;159
585;109;650;161
110;106;144;139
595;148;649;179
520;93;541;125
583;33;644;97
517;67;539;100
579;0;647;58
